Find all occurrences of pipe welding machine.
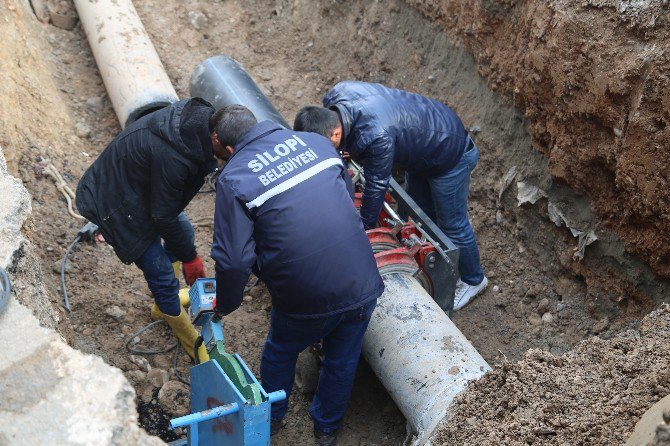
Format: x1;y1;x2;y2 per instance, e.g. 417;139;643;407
169;278;285;446
348;160;460;314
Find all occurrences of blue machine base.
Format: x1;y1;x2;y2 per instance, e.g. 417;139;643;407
190;359;270;445
170;354;285;446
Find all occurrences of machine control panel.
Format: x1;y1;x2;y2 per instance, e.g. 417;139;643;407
189;278;217;323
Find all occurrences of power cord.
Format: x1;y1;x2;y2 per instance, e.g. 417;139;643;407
173;345;190;385
197;168;221;194
61;222;99;312
125;277;262;385
124;320;178;355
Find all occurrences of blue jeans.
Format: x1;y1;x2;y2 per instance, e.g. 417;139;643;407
260;299;376;433
134;212;194;316
405;143;484;285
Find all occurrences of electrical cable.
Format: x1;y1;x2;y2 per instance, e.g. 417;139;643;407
61;235;81;312
0;266;11;316
172;345;190;385
60;222;100;312
124;321;187;385
125;276;264;385
124;320;178;355
245;276;261;294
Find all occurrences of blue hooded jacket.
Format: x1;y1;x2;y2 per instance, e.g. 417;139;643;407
323;81;469;229
211;121;384;318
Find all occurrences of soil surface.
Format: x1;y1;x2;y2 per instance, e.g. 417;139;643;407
433;304;670;445
2;0;669;445
407;0;670;280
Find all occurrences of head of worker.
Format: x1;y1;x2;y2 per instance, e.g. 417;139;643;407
293;105;343;149
209;104;258;160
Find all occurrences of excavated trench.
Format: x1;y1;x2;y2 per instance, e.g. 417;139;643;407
3;0;670;444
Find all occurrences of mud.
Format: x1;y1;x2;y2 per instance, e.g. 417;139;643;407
2;0;670;445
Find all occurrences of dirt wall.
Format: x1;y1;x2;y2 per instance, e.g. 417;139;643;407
0;0;79;335
406;0;670;279
0;0;77;176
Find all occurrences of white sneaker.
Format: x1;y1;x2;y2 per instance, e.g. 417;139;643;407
453;276;489;311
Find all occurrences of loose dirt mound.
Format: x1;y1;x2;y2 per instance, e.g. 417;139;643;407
434;304;670;445
407;0;670;279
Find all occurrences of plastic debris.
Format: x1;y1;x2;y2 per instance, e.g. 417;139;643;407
547;201;598;261
516;182;548;206
497;165;518;204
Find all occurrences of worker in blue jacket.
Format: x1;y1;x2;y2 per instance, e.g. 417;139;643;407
210;105;384;446
294;81;487;311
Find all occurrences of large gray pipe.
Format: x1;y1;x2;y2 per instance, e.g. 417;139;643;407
74;0;178;127
190;56;290;128
188;56;490;445
365;273;490;445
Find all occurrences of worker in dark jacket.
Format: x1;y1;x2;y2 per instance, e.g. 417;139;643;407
210;105;384;446
76;98;229;361
294;81;487;310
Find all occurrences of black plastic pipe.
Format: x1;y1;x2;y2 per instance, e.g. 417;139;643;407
189;55;290;129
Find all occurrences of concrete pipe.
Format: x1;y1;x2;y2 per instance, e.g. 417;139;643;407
362;273;491;445
74;0;178;127
189;55;291;129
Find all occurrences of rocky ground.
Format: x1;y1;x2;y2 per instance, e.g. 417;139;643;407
2;0;670;445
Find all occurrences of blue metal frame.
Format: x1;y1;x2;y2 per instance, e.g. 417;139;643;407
179;360;285;446
171;278;286;445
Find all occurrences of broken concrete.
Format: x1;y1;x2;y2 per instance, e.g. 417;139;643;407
0;299;163;445
0;148;30;268
0;148;162;445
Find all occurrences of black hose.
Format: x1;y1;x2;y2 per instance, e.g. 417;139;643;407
0;266;11;315
61;235;81;312
172;345;190;385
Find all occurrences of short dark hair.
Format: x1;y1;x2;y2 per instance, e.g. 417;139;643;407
293;106;340;137
209;105;258;148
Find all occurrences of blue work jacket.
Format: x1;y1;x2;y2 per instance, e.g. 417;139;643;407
324;81;469;229
211;121;384;318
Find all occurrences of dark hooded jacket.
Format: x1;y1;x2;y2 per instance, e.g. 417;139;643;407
76;98;216;264
323;81;469;229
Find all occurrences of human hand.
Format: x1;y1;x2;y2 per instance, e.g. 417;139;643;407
182;256;205;285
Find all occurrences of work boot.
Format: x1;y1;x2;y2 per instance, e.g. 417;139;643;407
314;428;338;446
453;276;489;311
172;261;182;281
151;288;191;321
158;306;209;362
